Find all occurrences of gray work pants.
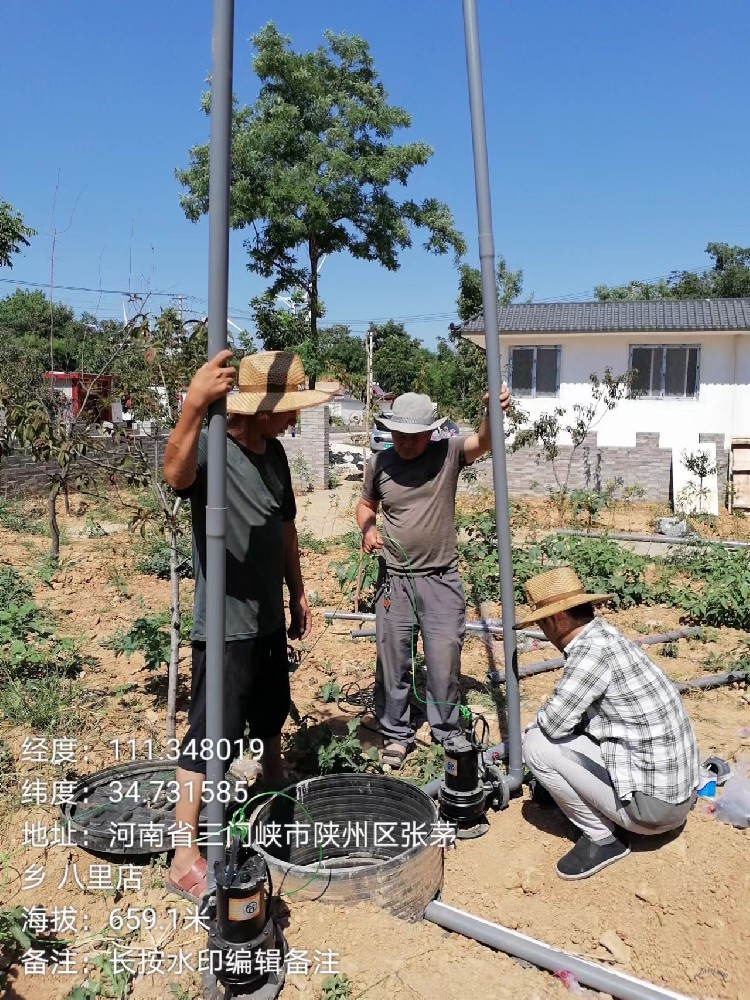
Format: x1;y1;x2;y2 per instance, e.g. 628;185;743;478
524;726;695;843
374;565;465;745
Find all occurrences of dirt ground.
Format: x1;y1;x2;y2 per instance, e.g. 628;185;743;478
1;490;749;1000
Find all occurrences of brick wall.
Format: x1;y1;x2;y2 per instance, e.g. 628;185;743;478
1;409;333;497
476;431;729;505
0;434;168;498
280;405;330;489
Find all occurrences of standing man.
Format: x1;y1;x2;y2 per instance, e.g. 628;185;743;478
520;567;700;880
163;349;331;902
356;389;509;768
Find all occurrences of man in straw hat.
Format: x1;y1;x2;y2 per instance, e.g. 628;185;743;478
163;349;332;901
519;567;700;880
356;388;510;768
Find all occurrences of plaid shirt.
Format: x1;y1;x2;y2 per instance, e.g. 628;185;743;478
537;618;700;803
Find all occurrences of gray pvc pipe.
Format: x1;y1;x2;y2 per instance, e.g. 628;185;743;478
204;0;234;886
462;0;522;792
424;901;690;1000
348;623;548;641
557;528;750;550
324;610;546;641
676;670;747;693
487;627;702;684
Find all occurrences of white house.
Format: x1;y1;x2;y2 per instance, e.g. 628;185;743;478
458;298;750;510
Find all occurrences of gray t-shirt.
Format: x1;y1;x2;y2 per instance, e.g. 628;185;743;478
362;436;468;575
178;430;296;640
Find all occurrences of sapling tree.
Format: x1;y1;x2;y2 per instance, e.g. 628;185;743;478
510;368;636;523
678;448;718;515
0;313;144;560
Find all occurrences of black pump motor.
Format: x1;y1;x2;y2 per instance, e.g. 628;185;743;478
207;832;286;997
438;717;490;838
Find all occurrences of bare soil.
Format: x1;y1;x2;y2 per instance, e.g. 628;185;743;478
1;492;748;1000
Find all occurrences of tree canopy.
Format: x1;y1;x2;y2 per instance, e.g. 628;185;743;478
0;199;35;268
177;22;465;384
595;242;750;301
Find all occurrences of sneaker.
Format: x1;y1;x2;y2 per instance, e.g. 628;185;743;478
556;833;630;880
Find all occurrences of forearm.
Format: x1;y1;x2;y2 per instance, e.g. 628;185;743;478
356;499;377;534
476;411;491;452
283;522;305;599
163;400;206;490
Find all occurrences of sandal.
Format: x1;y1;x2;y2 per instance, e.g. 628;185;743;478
380;742;409;770
167;856;208;904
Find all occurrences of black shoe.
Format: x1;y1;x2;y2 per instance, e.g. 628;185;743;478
556;834;630;880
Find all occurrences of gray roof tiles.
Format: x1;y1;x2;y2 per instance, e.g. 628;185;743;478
458;298;750;335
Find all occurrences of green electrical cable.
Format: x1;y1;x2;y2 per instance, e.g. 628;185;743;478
378;527;471;724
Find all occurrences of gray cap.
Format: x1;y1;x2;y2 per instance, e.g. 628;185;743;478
375;393;446;435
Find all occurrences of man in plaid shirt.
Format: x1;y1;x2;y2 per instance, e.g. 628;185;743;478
519;567;700;880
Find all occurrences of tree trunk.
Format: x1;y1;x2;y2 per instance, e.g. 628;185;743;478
48;483;60;562
62;482;70;515
166;499;183;741
308;242;319;388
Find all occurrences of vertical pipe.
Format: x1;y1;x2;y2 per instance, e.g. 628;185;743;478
205;0;235;885
461;0;522;787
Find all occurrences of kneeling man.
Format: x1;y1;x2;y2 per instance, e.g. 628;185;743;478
520;567;700;880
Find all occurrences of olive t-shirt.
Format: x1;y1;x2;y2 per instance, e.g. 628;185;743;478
178;430;296;640
361;436;468;575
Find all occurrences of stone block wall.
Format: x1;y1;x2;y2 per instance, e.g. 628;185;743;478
476;431;729;505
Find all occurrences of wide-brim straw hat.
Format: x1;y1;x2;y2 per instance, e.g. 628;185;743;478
226;351;333;415
514;566;613;628
375;393;446;434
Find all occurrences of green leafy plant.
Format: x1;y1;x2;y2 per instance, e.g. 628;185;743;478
0;498;45;535
317;720;382;775
65;950;134;999
298;531;329;555
103;610;193;671
329;534;379;613
404;743;445;784
321;973;353;1000
136;535;193;579
319;680;343;704
0;905;58;991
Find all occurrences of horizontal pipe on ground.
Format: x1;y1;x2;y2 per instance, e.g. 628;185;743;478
424;901;690;1000
486;627;701;684
675;670;747;693
324;610;546;640
557;528;750;550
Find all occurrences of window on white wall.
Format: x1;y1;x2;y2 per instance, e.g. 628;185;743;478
629;345;700;399
509;346;560;397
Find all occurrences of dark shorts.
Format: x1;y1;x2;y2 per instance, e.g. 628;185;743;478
177;630;291;774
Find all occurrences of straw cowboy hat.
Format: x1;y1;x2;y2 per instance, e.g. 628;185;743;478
226;351;333;415
514;567;613;628
375;393;446;434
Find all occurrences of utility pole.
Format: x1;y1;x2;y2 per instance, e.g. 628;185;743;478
363;327;373;471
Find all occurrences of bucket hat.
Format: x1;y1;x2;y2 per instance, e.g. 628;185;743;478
226;351;333;415
375;393;446;435
514;567;612;628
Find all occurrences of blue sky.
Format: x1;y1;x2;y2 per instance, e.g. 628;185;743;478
2;1;748;347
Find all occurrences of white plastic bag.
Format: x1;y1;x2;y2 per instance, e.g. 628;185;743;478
712;756;750;829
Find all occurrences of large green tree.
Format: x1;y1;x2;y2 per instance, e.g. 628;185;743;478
177;22;466;385
371;321;429;398
595;242;750;300
0;199;35;268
